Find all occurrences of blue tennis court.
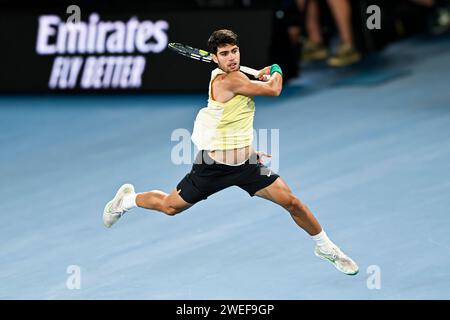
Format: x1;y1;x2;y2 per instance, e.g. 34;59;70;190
1;33;450;299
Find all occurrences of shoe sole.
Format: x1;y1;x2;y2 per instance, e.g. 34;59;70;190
314;248;359;276
103;183;135;228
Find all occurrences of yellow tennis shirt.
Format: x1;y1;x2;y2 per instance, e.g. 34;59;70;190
191;68;255;150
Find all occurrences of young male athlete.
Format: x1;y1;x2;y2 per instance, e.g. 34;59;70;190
103;29;359;275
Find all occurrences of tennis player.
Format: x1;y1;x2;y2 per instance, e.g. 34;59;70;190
103;29;359;275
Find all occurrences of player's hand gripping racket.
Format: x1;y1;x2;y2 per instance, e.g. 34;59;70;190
168;42;270;81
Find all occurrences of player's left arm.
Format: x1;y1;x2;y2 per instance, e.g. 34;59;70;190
225;65;283;97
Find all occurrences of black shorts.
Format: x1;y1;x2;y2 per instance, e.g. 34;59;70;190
176;150;279;204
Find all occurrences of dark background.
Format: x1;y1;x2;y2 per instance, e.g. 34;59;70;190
0;0;437;93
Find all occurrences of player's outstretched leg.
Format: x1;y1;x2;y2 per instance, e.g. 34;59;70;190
135;188;192;216
103;185;191;228
255;177;359;275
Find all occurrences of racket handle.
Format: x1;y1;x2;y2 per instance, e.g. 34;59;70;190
240;66;270;82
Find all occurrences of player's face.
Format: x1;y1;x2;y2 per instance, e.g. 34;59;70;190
213;44;240;73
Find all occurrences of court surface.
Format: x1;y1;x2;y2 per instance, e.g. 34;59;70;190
1;33;450;299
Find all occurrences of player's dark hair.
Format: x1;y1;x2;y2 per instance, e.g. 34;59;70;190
207;29;239;54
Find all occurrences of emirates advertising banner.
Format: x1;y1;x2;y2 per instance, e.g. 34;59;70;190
37;13;167;90
0;8;272;93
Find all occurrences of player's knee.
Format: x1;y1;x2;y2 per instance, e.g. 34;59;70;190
286;195;304;212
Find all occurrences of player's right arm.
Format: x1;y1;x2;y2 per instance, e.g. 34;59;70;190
225;65;283;97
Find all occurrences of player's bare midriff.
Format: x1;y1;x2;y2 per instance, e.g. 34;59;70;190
208;145;253;165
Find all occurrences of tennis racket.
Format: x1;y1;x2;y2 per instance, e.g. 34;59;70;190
168;42;269;81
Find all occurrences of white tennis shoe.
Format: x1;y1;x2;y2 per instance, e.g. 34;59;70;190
314;245;359;276
103;183;135;228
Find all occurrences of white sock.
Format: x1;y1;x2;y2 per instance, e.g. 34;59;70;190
122;193;137;210
311;230;335;252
